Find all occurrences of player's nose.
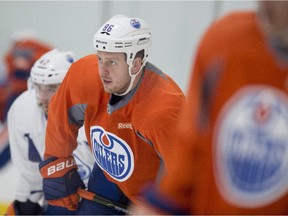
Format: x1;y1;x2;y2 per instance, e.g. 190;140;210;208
98;63;110;76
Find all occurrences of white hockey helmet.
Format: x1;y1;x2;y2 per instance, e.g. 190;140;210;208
30;49;76;85
93;14;152;67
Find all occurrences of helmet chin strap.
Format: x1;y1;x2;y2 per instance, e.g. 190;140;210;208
114;61;145;96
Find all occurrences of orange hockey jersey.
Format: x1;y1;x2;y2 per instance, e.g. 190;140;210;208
153;11;288;214
44;54;185;203
0;38;52;121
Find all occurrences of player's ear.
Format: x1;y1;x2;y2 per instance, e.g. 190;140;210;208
131;57;142;74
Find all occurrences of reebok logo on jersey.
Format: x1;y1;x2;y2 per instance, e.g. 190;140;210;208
118;122;133;130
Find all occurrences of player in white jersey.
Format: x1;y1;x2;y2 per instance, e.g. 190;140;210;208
6;49;95;215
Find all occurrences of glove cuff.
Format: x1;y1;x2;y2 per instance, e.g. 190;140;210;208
39;156;78;178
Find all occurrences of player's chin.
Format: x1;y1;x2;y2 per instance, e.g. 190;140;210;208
103;85;114;94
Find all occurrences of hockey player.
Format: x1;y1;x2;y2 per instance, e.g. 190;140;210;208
6;49;94;215
1;34;52;121
39;14;186;214
130;1;288;215
0;35;52;170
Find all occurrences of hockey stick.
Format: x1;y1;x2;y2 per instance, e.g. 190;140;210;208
77;188;132;215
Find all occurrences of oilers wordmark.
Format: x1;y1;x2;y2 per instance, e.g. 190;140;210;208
91;126;134;182
94;139;125;176
215;86;288;207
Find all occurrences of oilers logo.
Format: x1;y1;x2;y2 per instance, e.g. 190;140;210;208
90;126;134;182
214;86;288;207
66;54;74;63
130;18;141;29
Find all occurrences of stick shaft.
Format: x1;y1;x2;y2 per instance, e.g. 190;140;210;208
77;188;131;214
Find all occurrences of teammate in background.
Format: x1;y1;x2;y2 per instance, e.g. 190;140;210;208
130;1;288;215
6;49;94;215
39;14;185;214
0;33;52;170
1;32;52;121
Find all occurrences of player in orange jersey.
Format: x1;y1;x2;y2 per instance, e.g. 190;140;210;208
1;33;52;121
130;1;288;215
39;15;185;215
0;33;52;170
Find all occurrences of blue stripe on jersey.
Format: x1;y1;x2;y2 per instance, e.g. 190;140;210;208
25;133;42;162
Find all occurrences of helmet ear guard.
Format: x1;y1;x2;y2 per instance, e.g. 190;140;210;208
30;49;76;85
93;14;152;67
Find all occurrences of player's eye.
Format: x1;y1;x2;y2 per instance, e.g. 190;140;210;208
97;56;103;63
107;60;116;66
47;87;57;93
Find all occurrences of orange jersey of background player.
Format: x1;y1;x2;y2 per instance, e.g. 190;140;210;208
156;11;288;214
0;38;52;121
44;54;185;203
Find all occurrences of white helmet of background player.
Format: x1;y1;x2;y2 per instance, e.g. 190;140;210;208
30;49;76;85
93;14;152;95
